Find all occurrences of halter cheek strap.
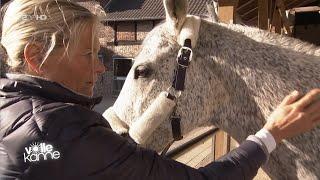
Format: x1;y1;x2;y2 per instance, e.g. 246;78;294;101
161;15;201;155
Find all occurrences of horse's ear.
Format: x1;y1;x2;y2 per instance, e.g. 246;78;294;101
163;0;188;34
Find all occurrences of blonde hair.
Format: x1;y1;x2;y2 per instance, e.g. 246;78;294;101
0;0;99;73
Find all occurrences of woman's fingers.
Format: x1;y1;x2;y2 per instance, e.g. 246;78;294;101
305;99;320;121
293;89;320;109
264;89;320;144
279;90;300;106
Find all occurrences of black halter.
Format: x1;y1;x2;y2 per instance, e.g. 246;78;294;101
161;39;193;156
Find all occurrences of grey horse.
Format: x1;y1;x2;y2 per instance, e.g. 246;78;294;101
103;0;320;179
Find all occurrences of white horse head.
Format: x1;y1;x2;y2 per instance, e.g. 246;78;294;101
104;0;320;179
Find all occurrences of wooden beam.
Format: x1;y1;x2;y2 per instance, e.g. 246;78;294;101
271;5;282;34
286;0;303;8
240;7;258;17
114;22;118;46
290;6;320;13
213;130;231;160
218;0;239;6
237;0;256;11
246;16;258;25
295;0;319;8
237;1;257;18
276;0;292;35
152;20;155;28
218;0;239;24
258;0;269;30
134;21;137;41
287;0;318;9
269;0;276;21
218;7;236;24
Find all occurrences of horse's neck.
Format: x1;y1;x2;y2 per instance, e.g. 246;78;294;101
196;22;320;178
209;61;269;142
201;24;293;142
197;21;318;143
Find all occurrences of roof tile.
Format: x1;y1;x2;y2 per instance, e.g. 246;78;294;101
104;0;211;21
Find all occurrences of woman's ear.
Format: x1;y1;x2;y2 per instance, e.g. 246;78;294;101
163;0;188;35
24;43;43;74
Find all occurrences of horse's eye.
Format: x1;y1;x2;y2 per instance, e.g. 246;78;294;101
134;65;150;79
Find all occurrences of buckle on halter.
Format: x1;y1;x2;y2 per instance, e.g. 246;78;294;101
166;86;182;99
177;46;193;68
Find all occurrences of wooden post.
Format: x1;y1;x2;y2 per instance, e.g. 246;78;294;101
276;0;292;35
213;130;231;160
271;3;282;34
218;0;239;24
258;0;269;30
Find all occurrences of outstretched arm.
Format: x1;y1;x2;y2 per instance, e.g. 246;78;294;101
61;125;267;180
58;89;320;180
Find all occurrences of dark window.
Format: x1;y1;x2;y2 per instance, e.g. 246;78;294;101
112;57;134;95
113;58;133;77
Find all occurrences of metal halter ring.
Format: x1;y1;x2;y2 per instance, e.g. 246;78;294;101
166;86;182;99
176;46;193;68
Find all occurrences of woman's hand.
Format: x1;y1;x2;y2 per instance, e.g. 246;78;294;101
264;89;320;144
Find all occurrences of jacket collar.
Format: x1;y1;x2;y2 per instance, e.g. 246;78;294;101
0;73;102;109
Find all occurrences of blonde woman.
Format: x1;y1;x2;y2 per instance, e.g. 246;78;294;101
0;1;319;180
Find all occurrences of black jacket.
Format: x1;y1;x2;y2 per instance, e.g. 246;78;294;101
0;74;267;180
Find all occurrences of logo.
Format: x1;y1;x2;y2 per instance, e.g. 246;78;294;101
23;142;60;163
21;14;48;21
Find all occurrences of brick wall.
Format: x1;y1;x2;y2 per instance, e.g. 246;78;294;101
137;21;154;41
117;22;136;41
